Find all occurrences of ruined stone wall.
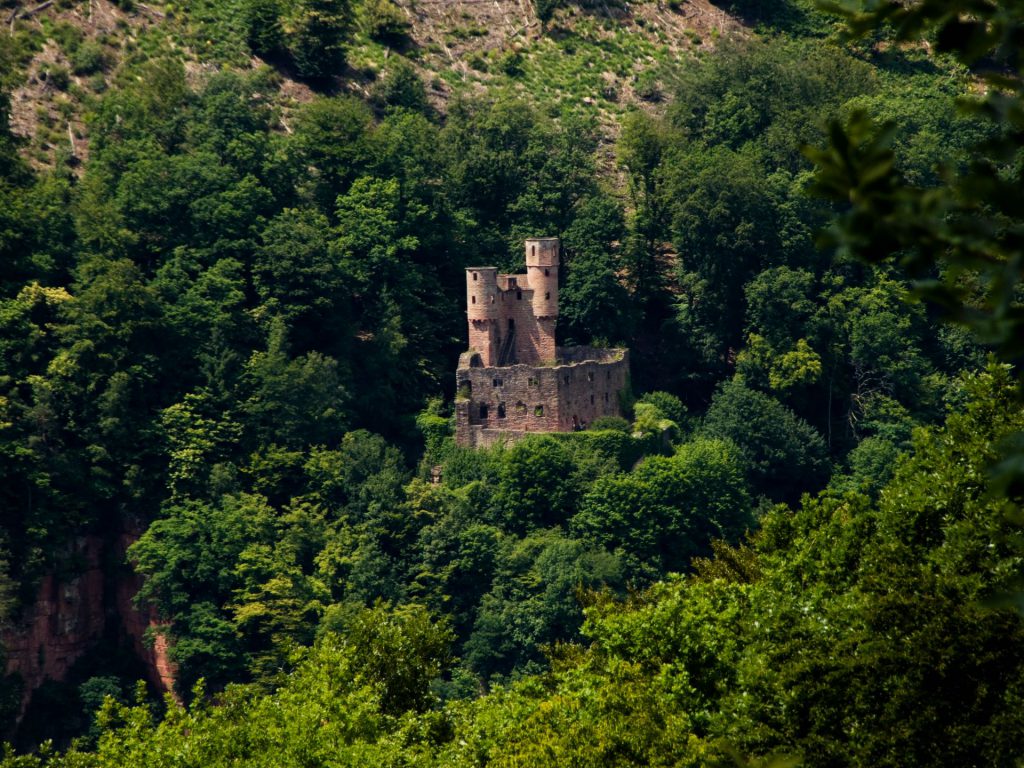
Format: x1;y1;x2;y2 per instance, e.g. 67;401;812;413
554;351;630;431
455;348;629;447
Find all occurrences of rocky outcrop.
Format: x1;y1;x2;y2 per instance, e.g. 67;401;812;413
115;533;177;695
1;537;107;715
1;534;176;722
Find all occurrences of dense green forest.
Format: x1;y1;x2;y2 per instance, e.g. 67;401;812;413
1;0;1022;763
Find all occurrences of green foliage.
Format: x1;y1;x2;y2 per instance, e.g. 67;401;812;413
70;42;108;76
1;0;1018;755
289;0;354;79
243;0;286;58
464;528;622;679
573;438;752;579
370;59;428;113
588;415;630;433
358;0;409;43
702;379;829;502
494;436;579;532
320;602;453;715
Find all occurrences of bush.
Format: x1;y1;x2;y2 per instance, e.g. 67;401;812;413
71;41;108;75
244;0;285;57
589;415;630;433
359;0;408;43
701;378;828;503
370;58;427;112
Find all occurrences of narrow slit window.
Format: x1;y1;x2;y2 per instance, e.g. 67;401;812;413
590;394;594;404
497;402;506;418
545;292;550;300
473;272;478;281
563;374;570;385
517;290;522;300
544;268;549;276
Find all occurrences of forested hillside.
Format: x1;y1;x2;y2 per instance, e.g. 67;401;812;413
1;0;1022;763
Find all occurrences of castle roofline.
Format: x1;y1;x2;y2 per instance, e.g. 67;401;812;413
466;266;498;270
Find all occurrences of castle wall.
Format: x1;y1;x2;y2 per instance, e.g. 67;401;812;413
455;349;629;448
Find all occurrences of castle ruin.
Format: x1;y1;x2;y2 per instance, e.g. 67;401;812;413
455;237;630;448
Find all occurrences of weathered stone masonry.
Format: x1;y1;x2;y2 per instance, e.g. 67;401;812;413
456;238;630;448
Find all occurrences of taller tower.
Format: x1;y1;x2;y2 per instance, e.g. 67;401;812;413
525;237;559;363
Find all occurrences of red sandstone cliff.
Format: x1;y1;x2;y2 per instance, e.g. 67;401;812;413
1;534;176;722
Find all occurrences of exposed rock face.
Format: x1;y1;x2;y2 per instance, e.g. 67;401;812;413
1;537;106;715
114;533;177;695
1;534;176;722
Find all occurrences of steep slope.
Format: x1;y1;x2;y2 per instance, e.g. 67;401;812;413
3;0;744;171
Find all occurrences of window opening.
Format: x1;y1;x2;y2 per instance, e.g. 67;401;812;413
471;296;476;304
479;404;489;419
498;402;506;418
473;272;478;281
588;372;594;382
563;374;570;385
493;378;503;387
544;268;549;276
545;292;550;300
517;290;522;300
590;394;594;404
534;405;544;417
